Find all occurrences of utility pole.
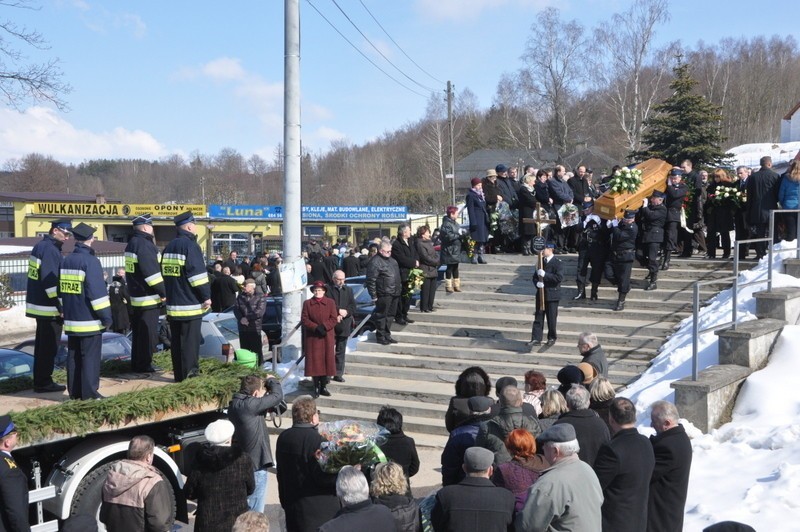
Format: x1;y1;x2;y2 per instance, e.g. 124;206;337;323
282;0;302;361
447;81;456;206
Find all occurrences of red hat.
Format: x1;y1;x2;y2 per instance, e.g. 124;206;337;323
471;177;482;187
310;280;327;291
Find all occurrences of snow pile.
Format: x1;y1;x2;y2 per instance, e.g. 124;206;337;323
0;305;35;341
728;141;800;168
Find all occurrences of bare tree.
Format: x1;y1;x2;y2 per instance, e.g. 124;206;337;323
1;0;70;109
418;92;447;191
519;7;588;158
591;0;673;156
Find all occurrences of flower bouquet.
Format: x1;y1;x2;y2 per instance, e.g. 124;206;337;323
557;203;580;228
708;185;746;209
404;268;425;298
460;234;476;259
606;167;643;194
316;420;389;473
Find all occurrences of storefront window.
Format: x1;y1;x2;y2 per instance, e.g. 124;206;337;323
212;233;249;256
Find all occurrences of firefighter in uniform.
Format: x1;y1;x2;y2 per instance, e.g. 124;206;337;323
25;218;72;393
574;200;610;301
0;415;29;532
610;210;639;312
124;213;165;373
662;168;688;271
162;211;211;382
640;191;667;291
60;223;112;400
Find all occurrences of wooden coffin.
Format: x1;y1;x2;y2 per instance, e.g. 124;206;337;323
594;158;672;220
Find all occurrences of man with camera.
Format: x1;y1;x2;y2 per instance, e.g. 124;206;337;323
228;374;285;513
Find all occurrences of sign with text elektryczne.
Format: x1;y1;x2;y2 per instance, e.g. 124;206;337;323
209;205;408;221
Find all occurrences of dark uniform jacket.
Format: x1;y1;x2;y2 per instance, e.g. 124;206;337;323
0;450;29;532
60;242;112;335
537;255;563;302
648;425;693;532
554;409;610;466
366;254;401;298
641;203;667;244
611;222;638;262
25;234;64;318
326;283;356;337
124;230;165;310
594;427;655;532
665;182;688;223
746;166;781;225
579;215;611;253
431;476;515;532
161;228;211;321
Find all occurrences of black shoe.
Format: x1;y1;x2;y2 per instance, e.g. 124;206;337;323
527;340;542;347
318;387;331;397
387;337;399;344
187;369;201;379
573;291;586;301
377;338;391;345
333;376;345;383
545;339;556;346
645;282;657;291
660;262;670;271
34;382;66;393
395;318;408;325
614;301;625;311
141;365;162;373
404;317;415;323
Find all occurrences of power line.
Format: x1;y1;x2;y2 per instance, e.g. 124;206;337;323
358;0;445;86
306;0;430;98
329;0;436;93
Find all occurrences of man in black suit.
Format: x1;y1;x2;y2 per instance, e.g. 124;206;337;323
0;415;28;532
529;242;563;347
746;155;781;260
734;166;752;259
647;400;693;532
611;209;639;311
593;398;655;532
662;169;688;270
326;270;356;382
431;446;515;532
641;191;667;291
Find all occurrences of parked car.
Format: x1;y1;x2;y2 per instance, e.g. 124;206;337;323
14;332;133;368
0;348;35;380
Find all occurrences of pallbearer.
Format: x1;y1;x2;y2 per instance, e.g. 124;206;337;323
610;210;638;312
575;200;610;301
640;191;667;291
125;213;165;373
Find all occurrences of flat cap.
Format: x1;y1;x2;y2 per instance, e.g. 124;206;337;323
463;446;494;472
538;423;577;444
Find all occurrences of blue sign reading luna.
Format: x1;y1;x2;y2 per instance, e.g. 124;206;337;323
209;205;407;221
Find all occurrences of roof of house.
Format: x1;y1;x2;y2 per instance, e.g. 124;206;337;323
783;100;800;121
454;148;559;189
0;237;127;256
563;147;619;175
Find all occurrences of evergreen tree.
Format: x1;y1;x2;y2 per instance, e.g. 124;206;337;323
632;59;731;166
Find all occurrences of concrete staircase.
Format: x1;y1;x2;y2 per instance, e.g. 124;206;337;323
294;254;749;448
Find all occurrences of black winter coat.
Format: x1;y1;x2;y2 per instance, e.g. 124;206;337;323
641;204;667;244
210;275;238;312
392;237;418;280
481;177;501;209
648;425;693;532
415;238;439;279
431;476;515;532
366;254;401;298
518;185;538;237
184;445;254;532
438;216;462;265
108;276;130;332
374;494;421;532
496;177;518;209
342;255;361;278
326;283;356;337
319;500;396;532
594;427;655;532
706;182;736;233
569;176;592;205
378;432;420;479
554;409;610;466
746;166;781;225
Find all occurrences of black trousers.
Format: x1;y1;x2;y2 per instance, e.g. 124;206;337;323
131;307;160;372
445;263;459;279
334;335;347;376
664;221;680;252
680;227;707;256
169;318;201;382
734;211;750;258
33;317;62;388
751;223;770;258
395;281;412;319
707;227;731;258
531;297;559;342
644;242;661;277
783;212;799;243
613;260;634;294
375;295;398;341
239;329;263;366
67;333;102;400
419;277;436;311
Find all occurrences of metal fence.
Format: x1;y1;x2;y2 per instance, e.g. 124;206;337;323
0;253;125;307
690;208;800;380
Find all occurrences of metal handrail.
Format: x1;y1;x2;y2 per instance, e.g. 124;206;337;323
272;322;302;374
690;207;800;380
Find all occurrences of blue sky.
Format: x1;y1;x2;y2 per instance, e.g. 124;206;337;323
1;0;797;165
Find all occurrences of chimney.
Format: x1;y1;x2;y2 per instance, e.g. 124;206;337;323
96;194;106;204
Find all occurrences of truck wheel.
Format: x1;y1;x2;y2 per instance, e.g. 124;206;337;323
70;461;177;529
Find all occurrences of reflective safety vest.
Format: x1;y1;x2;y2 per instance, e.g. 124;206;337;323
124;230;166;309
162;228;210;320
25;234;64;319
59;243;112;335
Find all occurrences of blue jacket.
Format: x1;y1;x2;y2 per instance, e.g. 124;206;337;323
124;230;166;309
26;234;65;318
60;242;112;335
548;177;573;206
778;174;799;209
162;228;211;320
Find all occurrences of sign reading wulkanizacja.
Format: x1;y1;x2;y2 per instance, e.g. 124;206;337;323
32;203;206;217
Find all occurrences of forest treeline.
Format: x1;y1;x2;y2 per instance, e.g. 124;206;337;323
2;2;799;213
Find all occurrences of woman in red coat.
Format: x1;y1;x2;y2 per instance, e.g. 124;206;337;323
302;280;339;397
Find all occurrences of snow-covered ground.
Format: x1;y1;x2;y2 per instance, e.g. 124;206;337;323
621;241;800;530
729;141;800;169
5;243;800;529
